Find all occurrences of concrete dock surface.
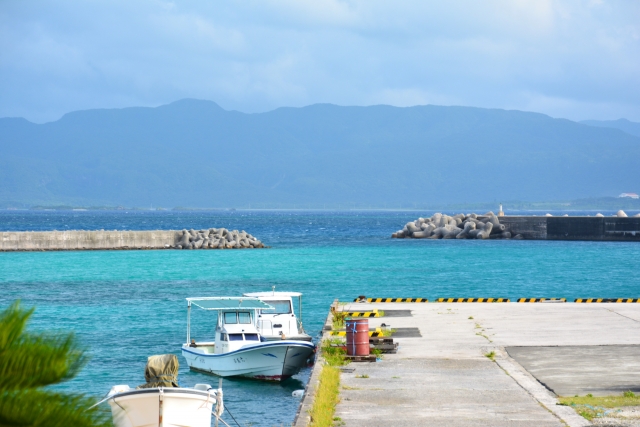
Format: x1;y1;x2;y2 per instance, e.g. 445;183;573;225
334;303;640;427
507;345;640;397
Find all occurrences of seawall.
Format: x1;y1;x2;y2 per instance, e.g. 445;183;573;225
500;216;640;241
394;214;640;241
0;230;179;251
0;227;266;252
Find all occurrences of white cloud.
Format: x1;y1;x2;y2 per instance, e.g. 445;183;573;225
0;0;638;122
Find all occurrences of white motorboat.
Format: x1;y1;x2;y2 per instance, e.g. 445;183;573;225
95;354;224;427
243;288;313;342
106;385;222;427
181;297;316;381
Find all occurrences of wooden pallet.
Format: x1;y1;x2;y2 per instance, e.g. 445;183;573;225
369;337;394;344
344;354;377;362
331;342;398;354
371;343;398;354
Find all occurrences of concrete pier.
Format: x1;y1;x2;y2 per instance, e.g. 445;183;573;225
0;229;265;251
300;302;640;427
0;230;179;251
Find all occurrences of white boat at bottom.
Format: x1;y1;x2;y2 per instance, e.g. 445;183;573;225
182;297;316;381
95;354;224;427
107;385;221;427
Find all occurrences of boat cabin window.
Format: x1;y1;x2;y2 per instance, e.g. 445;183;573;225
228;333;244;341
261;300;292;315
244;333;259;341
238;312;252;324
221;333;228;341
224;312;237;324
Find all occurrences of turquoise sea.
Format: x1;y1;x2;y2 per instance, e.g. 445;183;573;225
1;210;640;426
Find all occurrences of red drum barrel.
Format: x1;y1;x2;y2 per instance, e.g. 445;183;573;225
345;318;370;356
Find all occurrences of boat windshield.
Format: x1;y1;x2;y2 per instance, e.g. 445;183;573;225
223;311;252;324
261;300;291;315
224;312;237;324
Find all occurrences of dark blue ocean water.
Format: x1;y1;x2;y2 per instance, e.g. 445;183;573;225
1;209;639;426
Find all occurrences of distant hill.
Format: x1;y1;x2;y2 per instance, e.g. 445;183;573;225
580;118;640;138
1;99;640;208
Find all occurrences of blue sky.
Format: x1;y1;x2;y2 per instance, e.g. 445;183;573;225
1;0;639;123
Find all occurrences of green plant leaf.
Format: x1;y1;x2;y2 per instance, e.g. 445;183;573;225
0;301;87;390
0;390;111;427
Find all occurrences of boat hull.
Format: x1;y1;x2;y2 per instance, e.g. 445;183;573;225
108;388;214;427
182;341;315;381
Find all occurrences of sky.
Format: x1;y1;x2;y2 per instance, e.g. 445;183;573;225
1;0;639;123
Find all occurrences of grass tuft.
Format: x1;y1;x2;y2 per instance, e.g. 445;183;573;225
558;392;640;421
379;328;396;337
484;351;496;361
309;339;349;426
321;340;349;367
309;365;340;427
331;310;348;330
355;374;369;378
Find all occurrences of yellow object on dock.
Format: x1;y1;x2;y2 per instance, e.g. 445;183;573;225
343;309;380;317
435;298;510;303
353;298;429;303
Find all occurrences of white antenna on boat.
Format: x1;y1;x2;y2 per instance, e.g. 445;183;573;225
272;285;275;296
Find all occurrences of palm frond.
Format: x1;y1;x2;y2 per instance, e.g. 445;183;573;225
0;301;87;390
0;301;111;427
0;301;33;350
0;389;112;427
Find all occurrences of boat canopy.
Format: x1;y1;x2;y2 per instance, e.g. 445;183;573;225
187;297;273;311
243;291;302;298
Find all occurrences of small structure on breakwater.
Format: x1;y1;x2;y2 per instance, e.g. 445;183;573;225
392;211;640;241
0;228;265;251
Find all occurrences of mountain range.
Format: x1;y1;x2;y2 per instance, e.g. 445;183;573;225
580;118;640;138
1;99;639;208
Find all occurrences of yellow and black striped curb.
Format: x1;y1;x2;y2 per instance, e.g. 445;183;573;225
352;298;429;303
349;297;640;303
330;330;383;337
343;312;379;317
341;309;380;317
435;298;511;303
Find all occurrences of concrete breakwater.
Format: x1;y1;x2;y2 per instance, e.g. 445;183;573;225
393;212;640;241
0;228;265;251
392;212;519;240
174;228;264;249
